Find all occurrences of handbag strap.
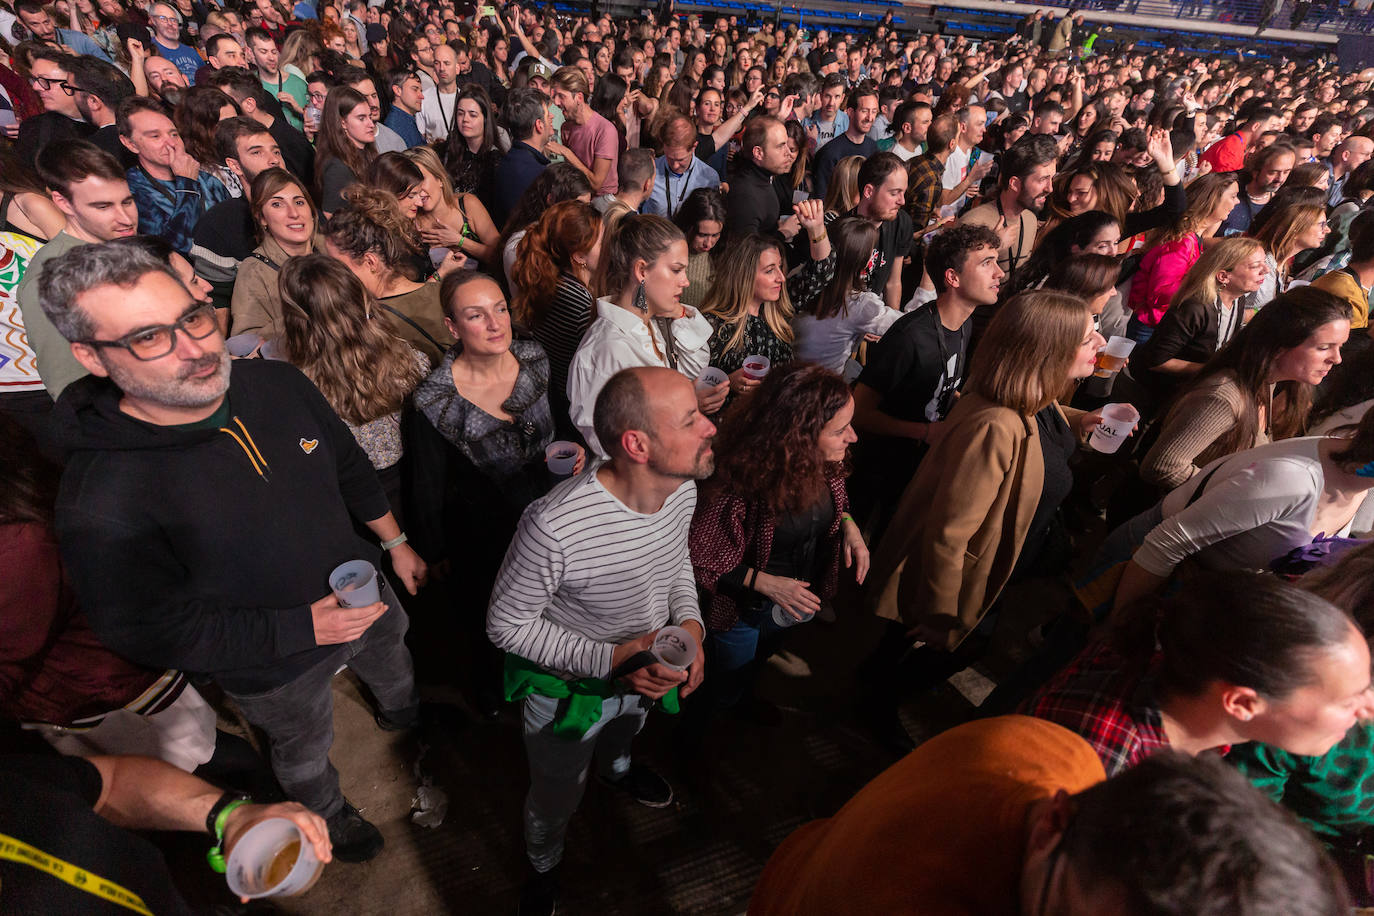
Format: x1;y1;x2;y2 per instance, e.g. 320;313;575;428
379;302;445;354
248;252;282;271
1185;463;1223;509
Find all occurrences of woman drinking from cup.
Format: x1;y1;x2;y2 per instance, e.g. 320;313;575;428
406;145;500;268
510;200;604;437
862;291;1106;749
567;214;721;455
687;363;868;734
230;168;325;342
1141;287;1350;491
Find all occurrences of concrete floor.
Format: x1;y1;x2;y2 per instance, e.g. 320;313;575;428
166;574;1071;916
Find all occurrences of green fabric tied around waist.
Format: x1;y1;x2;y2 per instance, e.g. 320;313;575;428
502;653;681;738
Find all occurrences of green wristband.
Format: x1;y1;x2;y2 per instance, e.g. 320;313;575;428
206;798;254;874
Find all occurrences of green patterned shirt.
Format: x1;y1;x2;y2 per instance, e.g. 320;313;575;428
1230;723;1374;843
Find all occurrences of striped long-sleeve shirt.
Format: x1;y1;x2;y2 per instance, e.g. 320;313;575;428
486;469;704;680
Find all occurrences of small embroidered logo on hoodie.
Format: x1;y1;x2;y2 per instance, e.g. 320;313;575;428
299;438;319;454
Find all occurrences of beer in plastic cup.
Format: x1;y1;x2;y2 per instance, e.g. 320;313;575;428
742;355;771;380
1093;336;1136;379
545;441;579;477
1088;403;1141;454
225;817;324;899
330;560;380;608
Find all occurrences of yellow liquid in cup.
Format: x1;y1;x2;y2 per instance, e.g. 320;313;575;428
265;839;301;889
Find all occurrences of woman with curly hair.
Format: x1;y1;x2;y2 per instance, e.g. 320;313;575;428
324;184;453;362
441;85;500;204
279;253;428;511
687;362;868;725
510;200;603;435
173;87;243;197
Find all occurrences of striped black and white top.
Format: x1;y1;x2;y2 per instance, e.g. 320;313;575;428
486;468;704;679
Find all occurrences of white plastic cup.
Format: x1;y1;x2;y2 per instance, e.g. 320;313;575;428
1092;336;1136;379
225;817;323;900
695;366;728;392
429;246;449;267
771;603;816;628
225;333;264;358
741;355;771;380
545;441;579;477
330;560;380;608
651;626;698;671
1088;403;1141;454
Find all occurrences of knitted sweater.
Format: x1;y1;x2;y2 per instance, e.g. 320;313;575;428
1141;373;1269;491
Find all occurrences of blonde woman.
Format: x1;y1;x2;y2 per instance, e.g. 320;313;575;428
404;145;501;267
1134;237;1269;396
701;200;831;398
279;253;428;513
1251;203;1330;308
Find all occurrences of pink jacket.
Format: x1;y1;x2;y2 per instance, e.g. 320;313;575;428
1127;233;1202;328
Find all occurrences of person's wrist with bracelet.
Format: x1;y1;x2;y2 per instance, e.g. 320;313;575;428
808;228;827;244
381;532;408;551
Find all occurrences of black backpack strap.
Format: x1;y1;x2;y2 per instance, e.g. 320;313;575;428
248;252;282;271
379;302;445;354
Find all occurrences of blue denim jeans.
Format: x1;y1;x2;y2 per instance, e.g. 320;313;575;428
521;691;648;873
1126;315;1155;345
707;608;789;709
225;577;418;818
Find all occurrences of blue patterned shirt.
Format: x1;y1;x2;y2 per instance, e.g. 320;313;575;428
127;167;229;255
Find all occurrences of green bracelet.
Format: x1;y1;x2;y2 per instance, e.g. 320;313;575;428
841;513;855;524
206;797;254;874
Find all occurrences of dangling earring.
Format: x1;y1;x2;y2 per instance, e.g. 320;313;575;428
633;280;648;313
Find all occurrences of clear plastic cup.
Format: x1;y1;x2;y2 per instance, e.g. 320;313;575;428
225;817;323;900
545;441;579;477
330;560;380;608
651;626;698;671
771;603;816;628
742;355;771;380
1088;403;1141;454
695;366;728;392
1093;336;1136;379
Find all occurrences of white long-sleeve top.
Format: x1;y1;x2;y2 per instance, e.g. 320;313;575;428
1134;437;1365;578
567;297;712;456
485;469;703;679
793;290;902;375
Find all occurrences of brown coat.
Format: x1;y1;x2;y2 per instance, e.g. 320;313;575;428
866;393;1081;650
229;234;325;341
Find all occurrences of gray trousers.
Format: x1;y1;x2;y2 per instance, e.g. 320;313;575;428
521;692;648;872
226;577;418;818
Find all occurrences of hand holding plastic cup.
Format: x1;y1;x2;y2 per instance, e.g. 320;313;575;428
225;817;324;900
1093;336;1136;379
742;355;771;380
695;366;728;392
1088;402;1141;454
329;560;380;608
545;440;579;477
651;626;699;671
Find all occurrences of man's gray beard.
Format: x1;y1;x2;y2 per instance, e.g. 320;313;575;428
103;349;232;410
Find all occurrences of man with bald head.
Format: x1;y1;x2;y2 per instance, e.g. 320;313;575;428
1329;136;1374;206
417;42;460;142
487;366;714;916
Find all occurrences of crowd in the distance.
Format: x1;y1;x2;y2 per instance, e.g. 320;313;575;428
3;0;1374;912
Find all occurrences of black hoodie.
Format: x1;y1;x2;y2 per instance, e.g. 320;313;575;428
53;359;392;694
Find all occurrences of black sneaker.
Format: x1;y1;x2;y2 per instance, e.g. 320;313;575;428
517;864;560;916
597;764;674;808
375;703;420;732
325;801;384;862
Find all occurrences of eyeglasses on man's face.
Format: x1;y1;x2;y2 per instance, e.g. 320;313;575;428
30;74;75;94
77;304;220;361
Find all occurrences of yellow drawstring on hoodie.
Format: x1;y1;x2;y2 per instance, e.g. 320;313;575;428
218;416;272;480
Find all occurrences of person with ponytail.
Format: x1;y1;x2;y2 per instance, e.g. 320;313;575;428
510;200;604;436
793;216;900;377
324;184;454;363
1025;570;1373;777
279;254;427;513
567;214;721;455
1140;287;1350;491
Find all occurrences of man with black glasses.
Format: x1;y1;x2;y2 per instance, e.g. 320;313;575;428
40;242;427;865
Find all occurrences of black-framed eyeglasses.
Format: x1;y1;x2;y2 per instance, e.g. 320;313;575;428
76;304;219;360
60;81;85;96
30;75;74;94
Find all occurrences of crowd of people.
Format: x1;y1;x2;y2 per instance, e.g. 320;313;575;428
3;0;1374;912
